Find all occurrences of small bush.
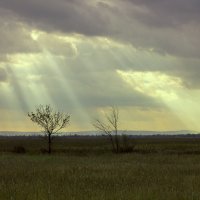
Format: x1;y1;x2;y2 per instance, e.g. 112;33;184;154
119;135;135;153
13;146;26;154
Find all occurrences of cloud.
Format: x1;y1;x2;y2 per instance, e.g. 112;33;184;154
45;68;161;109
0;0;108;35
37;33;77;57
0;39;166;114
0;32;199;113
0;0;199;58
0;17;38;56
126;0;200;27
0;0;200;131
0;67;7;82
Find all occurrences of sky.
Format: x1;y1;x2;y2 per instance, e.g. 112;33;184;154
0;0;200;132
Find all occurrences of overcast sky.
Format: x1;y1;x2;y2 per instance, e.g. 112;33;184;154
0;0;200;132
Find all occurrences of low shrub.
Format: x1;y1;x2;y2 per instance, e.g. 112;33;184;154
119;135;135;153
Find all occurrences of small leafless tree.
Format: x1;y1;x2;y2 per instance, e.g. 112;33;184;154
93;107;120;153
28;105;70;154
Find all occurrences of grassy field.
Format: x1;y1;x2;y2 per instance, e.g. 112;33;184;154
1;136;200;199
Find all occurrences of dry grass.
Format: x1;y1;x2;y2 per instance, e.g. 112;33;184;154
1;136;200;199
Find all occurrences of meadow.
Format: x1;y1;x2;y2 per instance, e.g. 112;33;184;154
1;136;200;199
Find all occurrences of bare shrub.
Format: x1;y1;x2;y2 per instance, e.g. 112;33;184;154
93;107;136;153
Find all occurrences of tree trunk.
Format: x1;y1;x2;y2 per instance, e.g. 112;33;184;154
108;135;116;153
115;130;119;153
48;133;51;154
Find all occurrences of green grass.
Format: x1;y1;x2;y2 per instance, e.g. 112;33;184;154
1;136;200;199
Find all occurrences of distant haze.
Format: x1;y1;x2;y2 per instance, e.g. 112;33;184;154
0;130;198;137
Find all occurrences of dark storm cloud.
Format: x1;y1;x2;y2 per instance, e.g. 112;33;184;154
0;16;39;56
0;0;200;90
126;0;200;27
0;0;109;36
0;0;200;58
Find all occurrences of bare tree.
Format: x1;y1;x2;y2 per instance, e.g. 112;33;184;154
28;105;70;154
93;107;120;153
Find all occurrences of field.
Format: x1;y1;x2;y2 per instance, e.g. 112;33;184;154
1;136;200;199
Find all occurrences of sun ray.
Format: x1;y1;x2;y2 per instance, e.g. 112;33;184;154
41;48;92;128
118;70;200;131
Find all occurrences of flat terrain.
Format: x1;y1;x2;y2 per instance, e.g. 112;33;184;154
1;136;200;200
